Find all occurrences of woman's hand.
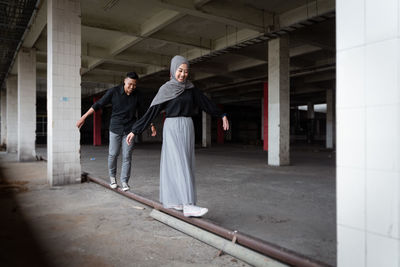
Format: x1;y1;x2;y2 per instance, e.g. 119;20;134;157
151;125;157;136
222;116;229;131
126;132;135;145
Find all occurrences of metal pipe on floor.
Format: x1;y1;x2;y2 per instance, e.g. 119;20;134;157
85;174;331;267
150;209;288;267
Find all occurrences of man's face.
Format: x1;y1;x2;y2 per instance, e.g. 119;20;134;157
124;77;137;95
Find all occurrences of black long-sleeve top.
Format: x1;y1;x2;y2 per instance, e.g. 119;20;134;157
131;87;224;134
92;85;143;135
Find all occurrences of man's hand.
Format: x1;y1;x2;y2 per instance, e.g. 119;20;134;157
126;132;135;145
151;125;157;136
222;116;229;131
76;117;85;129
76;108;95;129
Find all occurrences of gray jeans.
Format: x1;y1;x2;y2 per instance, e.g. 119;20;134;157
108;131;134;183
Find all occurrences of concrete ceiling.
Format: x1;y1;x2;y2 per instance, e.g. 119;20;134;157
0;0;38;88
18;0;336;106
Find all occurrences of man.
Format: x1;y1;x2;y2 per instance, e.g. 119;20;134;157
77;72;156;191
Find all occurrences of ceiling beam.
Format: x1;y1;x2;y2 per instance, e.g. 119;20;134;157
81;21;211;50
193;56;266;81
290;44;322;57
23;0;47;48
82;10;184;74
149;31;212;50
82;45;171;68
279;0;335;28
83;28;264;79
80;67;146;77
193;0;212;8
150;0;273;32
212;28;263;51
192;43;328;83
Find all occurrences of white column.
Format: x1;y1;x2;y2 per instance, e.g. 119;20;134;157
6;76;18;153
17;48;37;161
307;102;314;119
326;89;333;149
307;102;314;143
202;111;211;147
268;36;290;166
47;0;81;185
337;1;400;266
1;88;6;146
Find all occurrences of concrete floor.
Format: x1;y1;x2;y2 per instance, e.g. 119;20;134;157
0;152;249;267
6;143;336;266
77;143;336;266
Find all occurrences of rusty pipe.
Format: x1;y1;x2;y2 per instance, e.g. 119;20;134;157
85;174;331;267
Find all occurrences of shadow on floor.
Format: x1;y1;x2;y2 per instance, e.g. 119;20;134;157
0;168;52;267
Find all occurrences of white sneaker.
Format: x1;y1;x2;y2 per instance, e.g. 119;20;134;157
110;177;117;189
121;182;130;192
183;205;208;217
171;205;183;211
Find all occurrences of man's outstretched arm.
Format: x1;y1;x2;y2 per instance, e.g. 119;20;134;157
76;107;95;129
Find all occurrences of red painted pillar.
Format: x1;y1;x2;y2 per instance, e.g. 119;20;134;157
217;104;224;144
93;96;102;146
263;82;268;151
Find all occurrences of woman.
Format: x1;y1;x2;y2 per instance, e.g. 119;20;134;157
126;55;229;217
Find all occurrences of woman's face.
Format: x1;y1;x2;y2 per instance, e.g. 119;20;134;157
174;63;189;83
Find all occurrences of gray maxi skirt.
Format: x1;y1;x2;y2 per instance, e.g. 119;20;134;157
160;117;197;208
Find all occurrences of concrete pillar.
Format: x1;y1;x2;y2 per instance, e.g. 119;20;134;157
307;102;314;144
93;96;102;146
17;48;37;161
326;89;333;149
337;1;400;266
307;102;314;119
47;0;81;185
268;36;290;166
6;76;18;153
202;111;211;147
1;88;6;147
263;82;268;151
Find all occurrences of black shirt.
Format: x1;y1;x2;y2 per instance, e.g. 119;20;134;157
92;85;143;135
131;87;223;134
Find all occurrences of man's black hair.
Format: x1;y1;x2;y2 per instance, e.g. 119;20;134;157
126;72;139;80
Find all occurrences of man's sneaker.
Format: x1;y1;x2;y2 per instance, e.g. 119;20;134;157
121;182;130;192
183;205;208;217
110;177;117;189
